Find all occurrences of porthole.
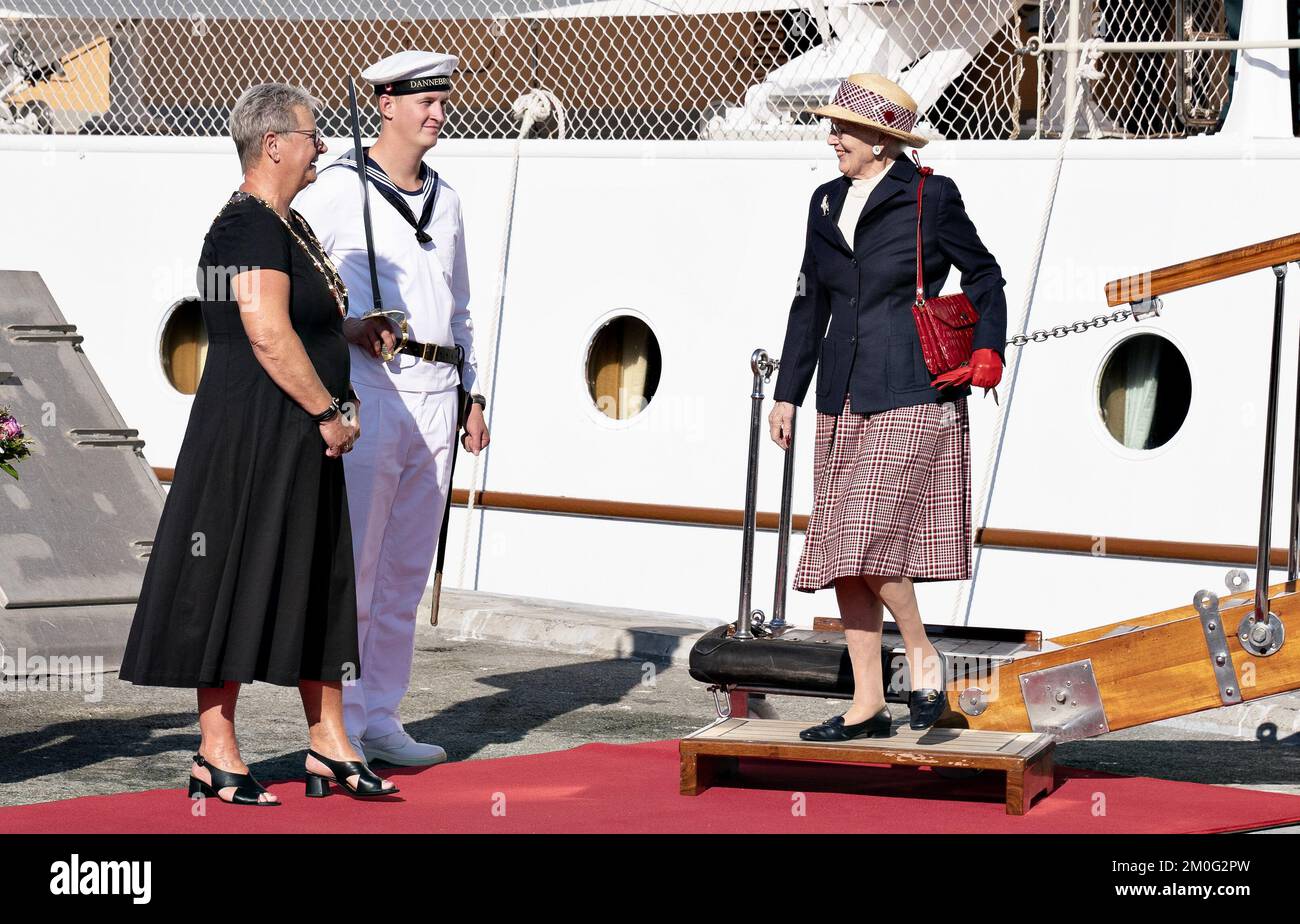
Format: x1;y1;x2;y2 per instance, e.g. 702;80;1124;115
585;314;662;420
1097;332;1191;450
160;298;207;395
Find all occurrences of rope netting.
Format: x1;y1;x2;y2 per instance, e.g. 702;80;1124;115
0;1;1245;140
1037;0;1235;138
3;0;1026;139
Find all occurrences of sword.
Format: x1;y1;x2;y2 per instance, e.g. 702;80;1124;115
430;345;468;626
346;77;406;359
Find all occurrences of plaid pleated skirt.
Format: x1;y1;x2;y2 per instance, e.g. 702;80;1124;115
793;392;972;592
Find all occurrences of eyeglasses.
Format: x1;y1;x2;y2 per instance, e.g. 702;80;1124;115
827;121;887;146
283;128;324;146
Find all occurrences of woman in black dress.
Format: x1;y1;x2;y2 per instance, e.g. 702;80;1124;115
119;84;397;802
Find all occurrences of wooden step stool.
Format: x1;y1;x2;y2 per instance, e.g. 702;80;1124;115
680;718;1057;815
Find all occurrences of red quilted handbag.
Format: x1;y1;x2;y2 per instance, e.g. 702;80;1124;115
910;154;979;376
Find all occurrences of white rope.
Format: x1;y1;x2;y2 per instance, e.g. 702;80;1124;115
457;88;564;588
950;38;1104;625
511;88;566;140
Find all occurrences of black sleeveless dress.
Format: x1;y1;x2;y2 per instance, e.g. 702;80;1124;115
119;194;359;688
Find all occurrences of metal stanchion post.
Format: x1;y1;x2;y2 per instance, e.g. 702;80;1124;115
770;405;796;632
1254;264;1289;624
736;348;783;639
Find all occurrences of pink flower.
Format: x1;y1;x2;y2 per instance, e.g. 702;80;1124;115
1;416;21;440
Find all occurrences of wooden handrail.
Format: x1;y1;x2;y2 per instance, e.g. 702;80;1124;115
976;526;1289;568
149;467;808;530
149;468;1287;567
446;488;813;532
1104;231;1300;307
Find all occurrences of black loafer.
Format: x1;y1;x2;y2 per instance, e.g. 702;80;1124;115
800;708;893;742
908;648;950;730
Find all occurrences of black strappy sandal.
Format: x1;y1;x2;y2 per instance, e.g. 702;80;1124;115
188;752;279;806
304;748;400;798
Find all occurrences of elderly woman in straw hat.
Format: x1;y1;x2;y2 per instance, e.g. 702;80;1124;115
768;73;1007;740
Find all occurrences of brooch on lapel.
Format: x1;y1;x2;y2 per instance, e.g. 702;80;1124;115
820;194;829;217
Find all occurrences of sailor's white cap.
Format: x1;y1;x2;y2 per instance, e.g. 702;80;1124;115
362;50;457;96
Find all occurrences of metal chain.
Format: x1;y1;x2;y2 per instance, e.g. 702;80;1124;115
1006;306;1136;348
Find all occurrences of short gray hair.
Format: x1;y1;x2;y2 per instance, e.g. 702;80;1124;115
229;83;319;172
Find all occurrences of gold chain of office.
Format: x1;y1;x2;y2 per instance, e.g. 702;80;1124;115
208;191;350;317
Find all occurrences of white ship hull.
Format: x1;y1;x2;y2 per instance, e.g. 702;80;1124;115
3;130;1299;637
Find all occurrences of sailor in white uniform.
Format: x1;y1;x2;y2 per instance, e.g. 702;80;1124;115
294;49;490;766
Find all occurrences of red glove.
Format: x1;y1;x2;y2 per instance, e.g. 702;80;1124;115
970;348;1002;388
929;349;1003;402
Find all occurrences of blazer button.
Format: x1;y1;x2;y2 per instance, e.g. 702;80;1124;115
849;336;857;344
849;296;857;304
851;258;858;266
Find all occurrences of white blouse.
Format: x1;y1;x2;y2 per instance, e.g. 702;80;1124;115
836;169;890;249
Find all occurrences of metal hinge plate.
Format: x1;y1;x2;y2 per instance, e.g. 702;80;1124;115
1194;590;1244;704
1019;659;1109;742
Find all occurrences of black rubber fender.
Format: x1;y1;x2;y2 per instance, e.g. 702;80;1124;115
688;625;858;696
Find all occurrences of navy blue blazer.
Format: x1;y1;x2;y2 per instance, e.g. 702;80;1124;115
772;156;1007;416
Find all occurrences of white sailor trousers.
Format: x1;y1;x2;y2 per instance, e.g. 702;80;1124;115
342;379;459;740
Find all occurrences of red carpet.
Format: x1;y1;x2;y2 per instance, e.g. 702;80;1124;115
2;741;1298;833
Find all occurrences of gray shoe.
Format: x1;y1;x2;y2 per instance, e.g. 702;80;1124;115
361;730;448;767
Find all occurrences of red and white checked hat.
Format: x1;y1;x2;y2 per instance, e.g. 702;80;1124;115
811;73;927;148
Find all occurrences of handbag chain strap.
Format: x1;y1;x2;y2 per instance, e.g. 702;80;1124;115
912;151;932;309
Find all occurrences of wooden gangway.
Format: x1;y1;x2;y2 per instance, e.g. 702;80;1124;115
685;234;1300;802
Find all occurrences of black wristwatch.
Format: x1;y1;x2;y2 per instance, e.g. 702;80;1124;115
468;394;487;414
310;397;342;424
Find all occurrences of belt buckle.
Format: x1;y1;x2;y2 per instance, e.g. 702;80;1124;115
421;342;433;363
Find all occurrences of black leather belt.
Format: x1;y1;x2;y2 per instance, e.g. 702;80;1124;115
396;339;459;365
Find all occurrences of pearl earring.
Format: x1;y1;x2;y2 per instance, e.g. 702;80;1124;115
872;143;884;157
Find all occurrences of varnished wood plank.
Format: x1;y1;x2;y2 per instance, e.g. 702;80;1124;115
446;488;813;532
978;525;1293;569
1103;231;1300;306
690;718;1050;758
1005;766;1025;815
810;616;1041;650
1009;749;1055;816
1048;578;1297;646
679;719;1058;813
948;588;1300;736
680;750;703;796
681;737;1050;773
684;718;744;740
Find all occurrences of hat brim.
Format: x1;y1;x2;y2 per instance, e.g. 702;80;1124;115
810;103;928;148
